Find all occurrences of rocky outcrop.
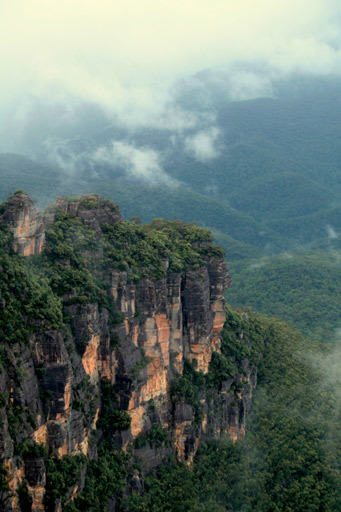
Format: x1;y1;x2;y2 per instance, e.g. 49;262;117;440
44;194;123;235
1;192;45;256
0;194;258;510
109;262;231;460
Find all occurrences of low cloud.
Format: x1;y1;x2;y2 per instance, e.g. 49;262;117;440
229;71;274;101
41;136;178;186
147;107;215;133
42;137;83;173
185;127;220;162
326;225;338;239
93;141;177;185
248;258;269;270
1;1;340;129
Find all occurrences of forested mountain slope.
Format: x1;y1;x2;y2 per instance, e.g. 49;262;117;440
0;154;287;260
126;312;341;512
0;192;250;510
227;253;341;343
0;192;339;511
1;79;341;260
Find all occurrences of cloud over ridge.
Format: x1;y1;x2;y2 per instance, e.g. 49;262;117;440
1;0;340;114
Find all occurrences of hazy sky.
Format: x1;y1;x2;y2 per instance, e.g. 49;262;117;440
1;0;341;116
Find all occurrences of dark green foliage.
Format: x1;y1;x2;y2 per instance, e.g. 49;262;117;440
220;307;266;365
35;363;47;380
125;460;199;512
125;443;245;512
64;443;129;512
0;392;6;408
18;441;48;459
227;252;341;342
205;352;235;389
38;198;225;327
0;220;12;249
42;210;103;302
0;464;10;507
96;381;131;433
0;465;8;491
171;359;206;424
134;423;169;449
39;197;225;293
45;454;87;504
130;350;152;378
78;195;119;212
72;398;84;412
0;252;62;346
7;403;25;440
102;218;224;281
101;295;125;330
127;315;341;512
232;319;341;512
96;408;131;433
18;481;32;511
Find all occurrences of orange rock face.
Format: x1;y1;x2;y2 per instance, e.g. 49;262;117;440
5;459;25;512
109;262;230;459
33;424;48;445
27;484;45;512
2;193;45;256
129;405;147;438
0;194;258;509
82;334;100;378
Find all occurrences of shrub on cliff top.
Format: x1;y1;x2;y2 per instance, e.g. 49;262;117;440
42;210;100;300
96;381;131;433
134;423;169;449
0;252;63;346
0;464;10;505
34;195;226;303
78;194;120;212
102;217;225;281
45;454;87;504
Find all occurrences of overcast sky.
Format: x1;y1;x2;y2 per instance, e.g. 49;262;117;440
1;0;341;115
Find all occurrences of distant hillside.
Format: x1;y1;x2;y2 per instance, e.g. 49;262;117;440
226;252;341;342
125;310;341;512
267;204;341;245
0;154;286;260
1;78;341;259
228;171;338;220
0;153;67;205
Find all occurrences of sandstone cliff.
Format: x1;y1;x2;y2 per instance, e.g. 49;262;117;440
1;192;45;256
0;193;260;511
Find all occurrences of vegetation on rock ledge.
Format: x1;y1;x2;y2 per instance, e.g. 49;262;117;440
127;313;341;512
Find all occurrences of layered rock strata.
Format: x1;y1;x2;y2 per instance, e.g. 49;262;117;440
1;193;45;256
0;194;258;511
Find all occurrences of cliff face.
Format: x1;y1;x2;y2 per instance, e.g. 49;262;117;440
1;193;45;256
0;194;259;511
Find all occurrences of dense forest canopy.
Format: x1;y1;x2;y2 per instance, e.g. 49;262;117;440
0;75;340;511
124;311;341;512
227;252;341;343
0;192;340;511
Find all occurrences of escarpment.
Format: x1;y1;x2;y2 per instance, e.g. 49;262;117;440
0;193;262;511
0;192;45;256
